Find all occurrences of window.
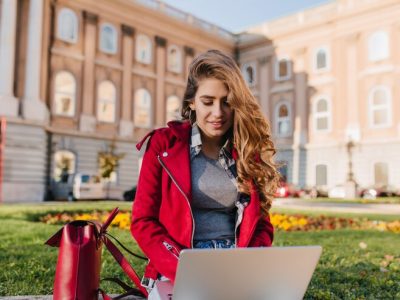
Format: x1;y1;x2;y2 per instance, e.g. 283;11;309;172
316;164;327;186
314;47;329;71
275;102;291;137
97;81;116;123
242;62;257;86
54;71;76;117
368;31;389;62
57;8;78;43
167;45;182;73
54;150;76;182
166;95;181;123
136;34;152;64
369;86;391;128
275;57;291;81
100;23;118;54
374;162;388;186
134;89;152;128
314;97;331;132
278;162;288;182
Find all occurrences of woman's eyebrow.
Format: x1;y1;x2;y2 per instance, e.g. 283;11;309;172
199;95;215;99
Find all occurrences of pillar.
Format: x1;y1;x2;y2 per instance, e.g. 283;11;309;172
0;0;19;117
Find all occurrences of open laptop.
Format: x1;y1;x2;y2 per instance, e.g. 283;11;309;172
149;246;322;300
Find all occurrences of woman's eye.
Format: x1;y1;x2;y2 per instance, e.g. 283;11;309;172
203;102;213;106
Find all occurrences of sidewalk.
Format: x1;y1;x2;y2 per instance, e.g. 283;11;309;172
273;198;400;215
0;296;144;300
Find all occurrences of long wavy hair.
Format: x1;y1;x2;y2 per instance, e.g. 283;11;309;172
181;49;280;215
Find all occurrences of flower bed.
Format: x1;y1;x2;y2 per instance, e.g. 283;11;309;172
39;210;400;233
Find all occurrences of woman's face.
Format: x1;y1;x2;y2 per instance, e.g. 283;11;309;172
190;78;234;143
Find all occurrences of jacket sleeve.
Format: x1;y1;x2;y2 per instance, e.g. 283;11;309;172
248;214;274;247
130;130;182;282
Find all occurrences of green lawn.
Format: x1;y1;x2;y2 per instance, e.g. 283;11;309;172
0;201;399;299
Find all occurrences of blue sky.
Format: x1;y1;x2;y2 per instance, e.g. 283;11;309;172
162;0;333;32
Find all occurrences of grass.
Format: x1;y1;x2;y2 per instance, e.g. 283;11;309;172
0;201;399;299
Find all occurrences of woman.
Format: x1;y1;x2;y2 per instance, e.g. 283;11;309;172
131;49;280;291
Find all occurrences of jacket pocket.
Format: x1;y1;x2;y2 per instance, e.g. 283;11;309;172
162;240;180;259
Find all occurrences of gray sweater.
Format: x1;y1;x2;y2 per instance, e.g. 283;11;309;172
191;151;237;241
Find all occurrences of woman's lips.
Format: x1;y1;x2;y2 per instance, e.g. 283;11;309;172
209;121;224;129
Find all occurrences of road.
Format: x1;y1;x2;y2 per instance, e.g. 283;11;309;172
273;198;400;216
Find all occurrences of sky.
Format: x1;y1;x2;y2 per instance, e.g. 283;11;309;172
162;0;334;32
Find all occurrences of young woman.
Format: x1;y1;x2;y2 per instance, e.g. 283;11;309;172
131;49;280;291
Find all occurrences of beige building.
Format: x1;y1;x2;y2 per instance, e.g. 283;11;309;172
0;0;399;202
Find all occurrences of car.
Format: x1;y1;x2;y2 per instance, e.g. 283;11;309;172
328;184;346;199
275;182;303;198
51;173;106;201
123;186;137;201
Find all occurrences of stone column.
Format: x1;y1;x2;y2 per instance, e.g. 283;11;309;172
345;33;360;142
184;46;194;82
119;24;135;137
0;0;19;117
258;56;271;120
155;36;166;127
292;48;308;186
22;0;49;122
79;11;98;132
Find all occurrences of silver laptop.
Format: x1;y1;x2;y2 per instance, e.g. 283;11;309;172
150;246;322;300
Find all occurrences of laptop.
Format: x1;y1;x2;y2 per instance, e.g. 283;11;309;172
149;246;322;300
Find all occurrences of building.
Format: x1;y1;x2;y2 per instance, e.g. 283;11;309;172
0;0;399;202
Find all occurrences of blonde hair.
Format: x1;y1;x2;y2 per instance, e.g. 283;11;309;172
182;50;280;215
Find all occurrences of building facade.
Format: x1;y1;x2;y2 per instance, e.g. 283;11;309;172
0;0;399;202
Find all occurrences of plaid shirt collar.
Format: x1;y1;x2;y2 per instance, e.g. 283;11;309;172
190;123;237;187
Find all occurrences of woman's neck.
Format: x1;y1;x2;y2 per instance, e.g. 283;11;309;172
200;133;225;160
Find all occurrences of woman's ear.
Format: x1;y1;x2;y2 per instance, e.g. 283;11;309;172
189;102;195;110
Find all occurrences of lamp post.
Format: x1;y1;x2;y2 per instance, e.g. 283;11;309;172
345;139;358;199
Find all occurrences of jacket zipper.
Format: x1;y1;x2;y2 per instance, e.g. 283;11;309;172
157;155;195;248
162;241;180;259
234;201;245;246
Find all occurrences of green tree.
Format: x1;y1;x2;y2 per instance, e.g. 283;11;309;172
98;141;125;198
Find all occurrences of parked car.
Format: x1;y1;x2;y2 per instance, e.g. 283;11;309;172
123;186;137;201
51;173;106;201
275;182;302;198
328;184;346;199
360;185;397;198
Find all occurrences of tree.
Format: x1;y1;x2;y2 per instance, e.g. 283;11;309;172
98;140;125;198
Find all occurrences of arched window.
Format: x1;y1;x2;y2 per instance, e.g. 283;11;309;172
315;47;329;71
275;102;291;137
314;97;331;132
242;62;257;86
369;86;391;128
57;8;78;43
166;95;181;123
54;71;76;117
316;164;327;186
100;23;118;54
97;81;116;122
54;150;76;182
134;89;152;128
368;31;389;61
135;34;152;64
374;162;388;186
167;45;182;73
275;57;291;81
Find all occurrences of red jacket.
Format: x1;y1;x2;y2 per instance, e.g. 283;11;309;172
131;121;274;283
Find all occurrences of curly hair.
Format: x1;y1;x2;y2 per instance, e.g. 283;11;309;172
181;49;280;215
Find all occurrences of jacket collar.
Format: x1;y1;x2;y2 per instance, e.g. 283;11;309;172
167;120;192;141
